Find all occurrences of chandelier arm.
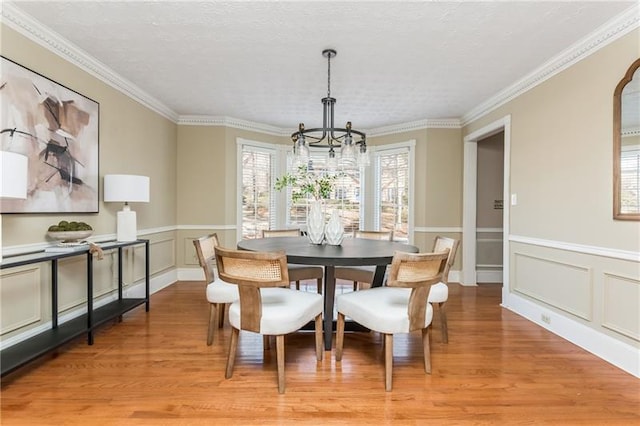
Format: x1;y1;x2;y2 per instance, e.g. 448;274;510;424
292;127;366;147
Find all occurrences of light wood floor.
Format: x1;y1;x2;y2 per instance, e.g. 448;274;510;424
1;281;639;425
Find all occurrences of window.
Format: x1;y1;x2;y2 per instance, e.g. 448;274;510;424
621;145;640;213
238;141;276;239
237;139;414;242
283;152;362;234
373;143;414;242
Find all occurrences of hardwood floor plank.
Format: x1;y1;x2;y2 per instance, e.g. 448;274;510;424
1;281;639;425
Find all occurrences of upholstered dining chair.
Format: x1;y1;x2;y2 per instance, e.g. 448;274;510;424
427;236;460;343
334;230;394;290
335;250;449;391
214;246;323;394
193;233;239;345
261;228;324;294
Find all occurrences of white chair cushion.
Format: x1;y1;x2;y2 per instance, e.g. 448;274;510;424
427;282;448;304
336;287;433;334
228;288;323;335
206;278;239;304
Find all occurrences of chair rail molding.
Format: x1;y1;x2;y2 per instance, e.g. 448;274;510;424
509;235;640;263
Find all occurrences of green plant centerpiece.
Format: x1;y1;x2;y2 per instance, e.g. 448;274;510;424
47;220;93;243
274;164;339;202
275;165;342;244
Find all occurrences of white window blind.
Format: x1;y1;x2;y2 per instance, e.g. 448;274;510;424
374;147;410;241
240;144;276;239
621;146;640;213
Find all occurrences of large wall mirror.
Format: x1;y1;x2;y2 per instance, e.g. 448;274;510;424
613;58;640;220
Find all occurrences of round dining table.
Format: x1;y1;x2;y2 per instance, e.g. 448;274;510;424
237;236;419;350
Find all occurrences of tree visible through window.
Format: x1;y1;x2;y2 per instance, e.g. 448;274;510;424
375;148;410;241
241;145;275;239
238;139;413;242
284;153;361;234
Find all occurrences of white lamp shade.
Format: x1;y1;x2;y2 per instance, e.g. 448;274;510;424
103;174;150;203
1;151;28;199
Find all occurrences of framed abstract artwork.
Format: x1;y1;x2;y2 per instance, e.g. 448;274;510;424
0;56;99;213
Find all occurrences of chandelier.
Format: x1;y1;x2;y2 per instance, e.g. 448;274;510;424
291;49;370;168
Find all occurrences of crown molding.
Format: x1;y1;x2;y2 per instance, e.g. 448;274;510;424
1;2;179;123
4;2;637;136
462;4;640;126
367;118;462;137
177;115;288;136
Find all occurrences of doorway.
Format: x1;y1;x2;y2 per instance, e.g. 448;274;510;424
462;116;511;302
476;131;504;283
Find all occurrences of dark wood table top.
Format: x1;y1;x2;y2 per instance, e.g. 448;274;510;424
237;236;419;266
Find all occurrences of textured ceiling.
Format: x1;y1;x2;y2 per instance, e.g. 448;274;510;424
6;1;637;131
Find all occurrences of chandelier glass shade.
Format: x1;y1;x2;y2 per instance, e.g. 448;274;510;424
291;49;369;168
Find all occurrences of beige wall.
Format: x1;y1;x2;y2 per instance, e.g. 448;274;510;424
464;30;640;251
175;125;286;267
1;24;178;247
464;29;640;353
367;127;463;269
1;24;178;343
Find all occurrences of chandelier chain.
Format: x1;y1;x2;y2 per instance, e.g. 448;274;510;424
327;52;331;99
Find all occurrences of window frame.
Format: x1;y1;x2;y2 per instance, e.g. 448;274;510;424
236;138;286;241
370;140;415;243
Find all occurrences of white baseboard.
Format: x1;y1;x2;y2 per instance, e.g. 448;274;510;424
476;270;503;283
123;269;177;298
178;267;205;281
502;292;640;378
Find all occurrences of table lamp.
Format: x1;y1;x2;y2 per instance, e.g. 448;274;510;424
1;151;28;261
103;174;150;242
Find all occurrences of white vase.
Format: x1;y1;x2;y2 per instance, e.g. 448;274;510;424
324;209;344;245
306;199;325;244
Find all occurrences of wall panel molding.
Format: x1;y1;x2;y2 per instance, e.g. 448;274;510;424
513;252;593;321
0;265;42;335
602;272;640;341
147;238;176;277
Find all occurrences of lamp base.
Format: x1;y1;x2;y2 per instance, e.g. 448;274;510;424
116;206;137;242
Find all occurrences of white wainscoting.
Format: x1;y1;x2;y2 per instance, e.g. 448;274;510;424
0;232;178;350
602;272;640;341
0;265;42;335
512;252;592;321
506;235;640;378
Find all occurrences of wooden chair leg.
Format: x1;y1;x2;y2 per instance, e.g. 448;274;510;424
336;313;345;361
316;278;322;294
384;333;393;392
218;303;226;328
438;302;449;343
276;335;285;394
207;303;217;345
315;314;323;361
352;281;358;291
225;327;239;379
422;327;432;374
295;280;300;290
263;335;271;351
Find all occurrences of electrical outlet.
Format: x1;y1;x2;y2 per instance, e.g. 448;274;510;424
541;313;551;324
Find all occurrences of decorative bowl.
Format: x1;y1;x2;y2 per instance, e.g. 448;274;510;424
47;230;93;243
